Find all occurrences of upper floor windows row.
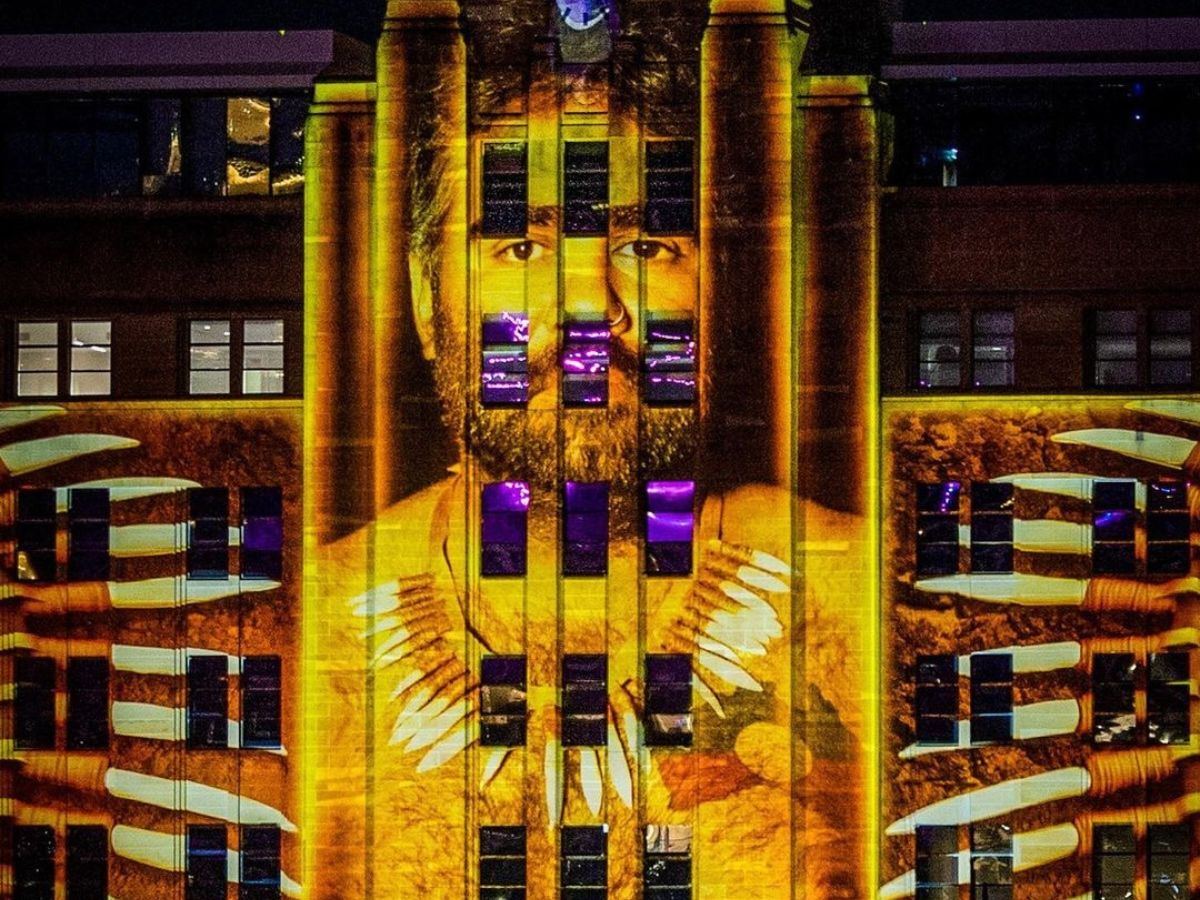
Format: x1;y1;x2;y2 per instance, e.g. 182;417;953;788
0;95;306;200
480;139;695;237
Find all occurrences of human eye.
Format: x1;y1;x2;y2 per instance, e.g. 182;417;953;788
612;238;681;261
492;239;547;263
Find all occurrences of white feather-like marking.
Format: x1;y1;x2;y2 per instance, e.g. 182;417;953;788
692;676;725;717
580;747;603;815
361;616;402;639
407;699;468;752
704;615;769;656
698;649;762;692
388;689;433;744
749;549;791;575
544;738;561;827
348;581;399;617
417;721;469;773
389;670;423;701
391;692;452;747
607;722;633;807
481;748;508;787
718;580;776;615
736;565;788;593
695;634;740;663
371;628;414;665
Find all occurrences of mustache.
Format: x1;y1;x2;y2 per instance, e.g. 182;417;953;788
526;335;640;396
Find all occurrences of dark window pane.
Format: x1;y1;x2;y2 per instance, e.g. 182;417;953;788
189;488;229;579
67;825;108;900
563;141;608;235
242;656;281;748
645;140;694;234
186;826;227;900
15;825;55;900
15;656;56;749
188;655;228;749
270;96;307;195
68;488;110;581
242;487;283;580
67;657;109;749
183;97;227;196
482;143;528;235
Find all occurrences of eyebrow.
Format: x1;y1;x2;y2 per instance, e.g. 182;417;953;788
470;203;642;236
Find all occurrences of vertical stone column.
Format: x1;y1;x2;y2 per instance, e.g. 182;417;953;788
373;0;467;511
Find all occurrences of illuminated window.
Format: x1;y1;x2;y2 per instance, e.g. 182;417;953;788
970;653;1012;743
480;826;526;900
917;312;961;389
1148;479;1190;574
243;319;285;394
481;656;527;747
67;825;108;900
240;825;282;900
562;320;610;407
1148;825;1190;897
563;482;608;576
241;656;282;749
645;140;694;234
186;826;227;900
643;317;697;405
481;313;530;406
972;311;1014;387
16;321;58;397
188;488;229;579
15;656;55;750
916;482;960;576
645;481;694;576
68;488;109;581
564;141;609;235
1093;826;1135;900
190;319;286;396
482;482;530;576
1148;652;1190;745
482;142;528;235
1092;653;1135;745
187;655;228;749
70;321;111;396
562;654;607;747
189;319;232;393
1092;481;1136;575
645;654;692;747
14;826;55;900
1150;309;1193;386
1091;309;1138;387
16;488;57;581
67;657;109;750
970;483;1013;573
241;487;283;580
226;97;271;196
645;825;692;899
561;826;607;897
970;824;1012;900
915;654;958;745
915;825;958;900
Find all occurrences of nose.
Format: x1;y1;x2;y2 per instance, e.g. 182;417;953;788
560;235;613;323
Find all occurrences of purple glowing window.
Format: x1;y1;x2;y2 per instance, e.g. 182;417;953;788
564;482;609;576
645;480;694;576
241;487;282;580
562;320;610;406
482;481;530;576
645;654;692;747
643;318;696;405
482;313;530;406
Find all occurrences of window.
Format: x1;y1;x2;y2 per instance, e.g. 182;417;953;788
67;657;109;749
917;312;960;388
15;656;55;749
480;826;526;900
643;317;697;405
1094;825;1135;900
189;319;285;395
481;313;530;406
242;487;283;580
1148;652;1190;745
70;321;112;396
970;823;1012;900
915;654;958;745
562;320;610;407
186;825;227;900
970;653;1013;743
14;825;55;900
184;96;307;198
1092;653;1135;745
972;311;1014;387
970;483;1013;573
1150;309;1193;386
1092;309;1138;387
561;826;607;899
188;488;229;579
187;654;229;749
1092;480;1136;575
67;825;108;900
564;141;609;235
481;656;527;747
482;482;530;577
68;488;109;581
562;654;607;747
16;488;57;581
645;140;694;234
16;321;58;397
645;481;694;576
645;825;692;899
563;482;608;576
1148;825;1190;898
916;482;960;576
915;825;958;900
241;656;282;749
240;825;281;900
1147;479;1190;575
644;654;692;747
482;142;527;235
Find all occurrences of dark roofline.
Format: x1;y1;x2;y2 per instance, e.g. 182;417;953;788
0;30;374;93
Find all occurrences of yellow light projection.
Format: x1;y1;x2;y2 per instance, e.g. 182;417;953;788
883;395;1200;900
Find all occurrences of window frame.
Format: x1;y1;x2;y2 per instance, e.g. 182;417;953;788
14;319;112;399
1086;307;1198;390
187;654;229;750
186;317;286;397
